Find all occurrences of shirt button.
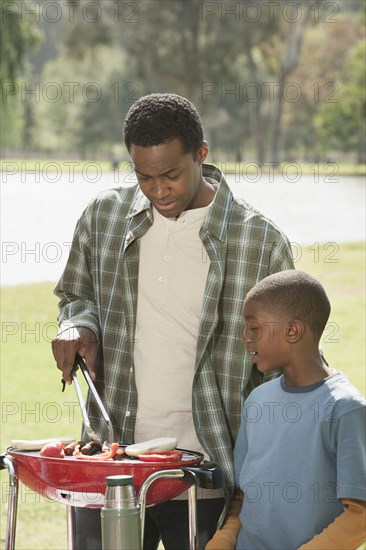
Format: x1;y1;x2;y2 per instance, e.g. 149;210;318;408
158;276;166;283
164;255;170;261
125;411;131;417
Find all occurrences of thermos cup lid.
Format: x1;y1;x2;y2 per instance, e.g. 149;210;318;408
106;475;134;486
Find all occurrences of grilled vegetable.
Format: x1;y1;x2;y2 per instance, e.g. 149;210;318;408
125;437;177;457
138;451;183;462
11;437;74;451
74;442;119;460
40;442;65;458
113;447;126;461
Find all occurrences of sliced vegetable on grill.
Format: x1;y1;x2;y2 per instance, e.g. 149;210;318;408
138;451;183;462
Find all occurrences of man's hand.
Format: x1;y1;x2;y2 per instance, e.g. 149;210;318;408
52;326;99;384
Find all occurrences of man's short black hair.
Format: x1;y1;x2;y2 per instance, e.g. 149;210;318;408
123;93;205;156
245;270;331;341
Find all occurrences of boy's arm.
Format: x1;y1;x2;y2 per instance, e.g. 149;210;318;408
205;490;243;550
298;498;366;550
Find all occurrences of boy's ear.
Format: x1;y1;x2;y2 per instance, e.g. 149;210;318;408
284;320;305;343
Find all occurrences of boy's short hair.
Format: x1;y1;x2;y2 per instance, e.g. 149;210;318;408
123;93;204;156
246;270;331;340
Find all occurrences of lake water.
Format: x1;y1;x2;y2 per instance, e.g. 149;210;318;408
1;169;365;286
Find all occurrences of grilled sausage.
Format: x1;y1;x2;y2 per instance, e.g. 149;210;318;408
80;441;102;455
64;440;85;456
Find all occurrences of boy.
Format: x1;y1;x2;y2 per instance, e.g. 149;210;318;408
206;270;366;549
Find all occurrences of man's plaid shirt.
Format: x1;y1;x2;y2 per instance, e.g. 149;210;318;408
55;164;294;501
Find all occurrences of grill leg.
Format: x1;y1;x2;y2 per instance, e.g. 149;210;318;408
138;469;186;549
66;506;76;550
3;456;19;550
187;484;198;550
138;469;199;550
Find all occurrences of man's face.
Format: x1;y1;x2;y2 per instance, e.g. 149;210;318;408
130;138;209;218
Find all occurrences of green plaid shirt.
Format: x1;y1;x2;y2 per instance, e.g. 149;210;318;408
55;164;294;500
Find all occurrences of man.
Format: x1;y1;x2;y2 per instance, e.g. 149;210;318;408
52;93;294;549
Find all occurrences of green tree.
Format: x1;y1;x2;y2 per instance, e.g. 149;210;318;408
33;46;128;157
117;0;242;105
268;0;325;164
282;2;365;163
62;0;114;59
0;0;41;83
314;41;366;163
0;0;41;151
117;0;282;161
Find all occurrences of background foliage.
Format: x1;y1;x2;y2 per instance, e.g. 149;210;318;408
1;0;365;163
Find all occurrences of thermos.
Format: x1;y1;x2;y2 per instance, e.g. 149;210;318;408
101;475;142;550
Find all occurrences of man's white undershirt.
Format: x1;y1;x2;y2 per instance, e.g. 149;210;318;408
134;205;210;455
134;204;225;500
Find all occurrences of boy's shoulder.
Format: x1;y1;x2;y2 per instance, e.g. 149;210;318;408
325;372;366;413
246;372;365;412
246;376;282;402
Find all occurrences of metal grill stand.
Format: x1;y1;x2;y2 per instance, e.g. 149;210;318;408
139;462;223;550
1;455;19;550
1;453;223;550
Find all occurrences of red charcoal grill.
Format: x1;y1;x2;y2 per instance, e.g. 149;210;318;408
1;447;223;549
1;358;223;548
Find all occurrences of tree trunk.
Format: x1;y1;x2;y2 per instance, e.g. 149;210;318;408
246;47;265;166
270;2;315;165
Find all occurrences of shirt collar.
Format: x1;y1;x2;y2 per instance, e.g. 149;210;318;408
202;163;233;242
126;163;233;241
126;186;151;219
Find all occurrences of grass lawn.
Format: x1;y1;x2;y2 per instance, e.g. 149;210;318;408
0;242;365;549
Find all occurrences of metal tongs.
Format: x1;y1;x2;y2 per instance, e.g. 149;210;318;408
70;354;114;444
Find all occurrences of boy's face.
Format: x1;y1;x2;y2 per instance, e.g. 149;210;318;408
130;138;209;218
242;297;290;373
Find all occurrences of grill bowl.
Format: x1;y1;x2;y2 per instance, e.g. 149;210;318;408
6;447;204;507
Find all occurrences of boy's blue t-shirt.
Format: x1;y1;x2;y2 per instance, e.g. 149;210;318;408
234;372;366;550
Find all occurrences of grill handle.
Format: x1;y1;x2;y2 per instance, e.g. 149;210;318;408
181;461;224;490
0;452;7;470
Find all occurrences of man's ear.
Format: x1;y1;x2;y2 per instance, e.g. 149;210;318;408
197;141;209;164
284;320;305;343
